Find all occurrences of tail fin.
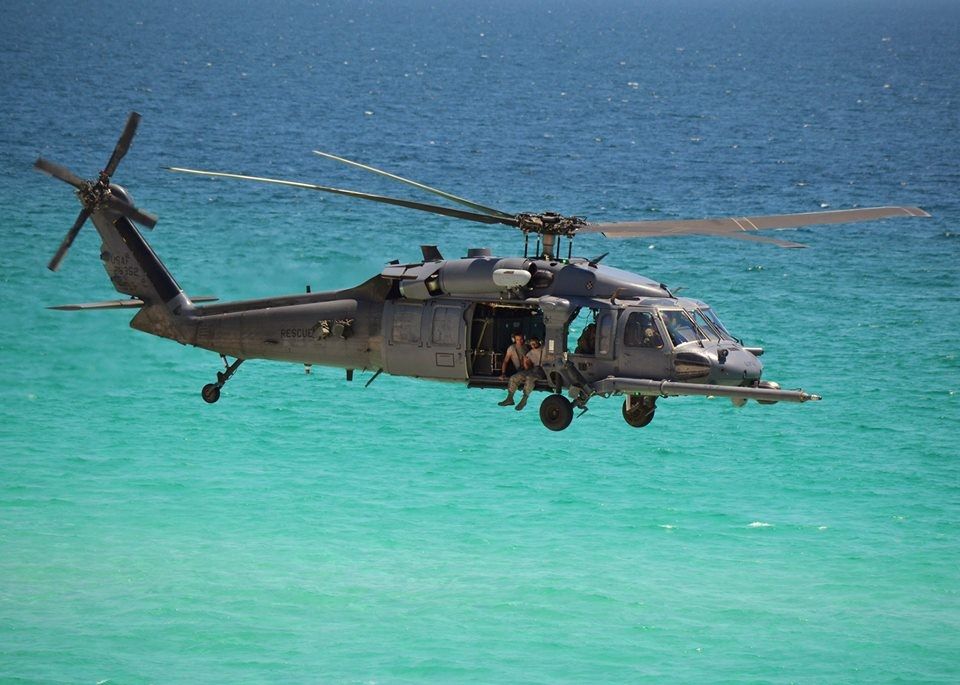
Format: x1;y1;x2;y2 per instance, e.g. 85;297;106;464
38;113;195;343
92;200;181;304
89;191;195;341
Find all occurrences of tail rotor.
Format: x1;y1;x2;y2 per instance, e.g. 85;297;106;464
35;111;158;272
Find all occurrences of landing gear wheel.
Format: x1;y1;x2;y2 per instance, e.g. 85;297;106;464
201;383;221;404
540;394;573;431
756;380;781;405
200;356;244;405
622;398;655;428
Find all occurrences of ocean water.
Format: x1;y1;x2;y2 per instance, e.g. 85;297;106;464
2;0;959;682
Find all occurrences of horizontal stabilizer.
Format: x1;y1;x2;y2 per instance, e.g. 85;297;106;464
49;295;218;311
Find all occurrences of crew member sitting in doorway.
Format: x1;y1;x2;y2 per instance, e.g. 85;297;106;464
499;332;527;379
498;337;544;411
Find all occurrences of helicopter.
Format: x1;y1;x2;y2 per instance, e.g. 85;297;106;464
36;112;930;431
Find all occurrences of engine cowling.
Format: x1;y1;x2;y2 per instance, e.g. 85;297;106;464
396;257;532;299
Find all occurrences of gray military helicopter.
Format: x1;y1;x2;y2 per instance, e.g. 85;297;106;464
36;112;930;430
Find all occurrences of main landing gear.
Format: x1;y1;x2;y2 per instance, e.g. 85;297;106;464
539;394;574;431
201;355;244;404
622;395;656;428
535;393;657;430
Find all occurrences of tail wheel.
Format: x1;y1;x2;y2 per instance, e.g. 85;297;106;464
201;384;221;404
539;394;573;431
622;397;656;428
200;357;243;404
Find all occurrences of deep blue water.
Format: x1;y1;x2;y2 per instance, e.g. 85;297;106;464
2;1;959;682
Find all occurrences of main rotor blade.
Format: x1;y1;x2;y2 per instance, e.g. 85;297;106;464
105;194;158;229
165;167;518;227
48;207;91;271
34;158;84;189
725;232;807;249
313;150;516;220
584;206;931;243
103;111;141;177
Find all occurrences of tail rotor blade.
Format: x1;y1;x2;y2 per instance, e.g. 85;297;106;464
103;111;142;177
48;207;91;271
34;158;85;189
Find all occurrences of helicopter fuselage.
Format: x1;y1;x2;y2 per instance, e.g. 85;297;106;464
160;253;768;400
76;206;813;430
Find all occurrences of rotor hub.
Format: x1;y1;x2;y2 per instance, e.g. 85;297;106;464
76;179;111;211
516;212;586;237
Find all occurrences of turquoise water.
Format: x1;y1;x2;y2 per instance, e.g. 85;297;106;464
2;0;959;682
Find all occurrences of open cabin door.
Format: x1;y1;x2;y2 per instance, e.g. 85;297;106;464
467;303;545;379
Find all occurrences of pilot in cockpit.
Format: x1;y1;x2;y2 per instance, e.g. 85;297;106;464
626;312;664;349
642;320;664;349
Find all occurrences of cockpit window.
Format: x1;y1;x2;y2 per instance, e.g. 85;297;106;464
624;312;665;349
661;310;701;345
699;308;734;341
692;310;723;341
658;308;735;344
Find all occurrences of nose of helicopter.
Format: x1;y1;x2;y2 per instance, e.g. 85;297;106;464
671;344;763;385
711;346;763;385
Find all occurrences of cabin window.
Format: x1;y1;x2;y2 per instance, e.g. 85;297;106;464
391;304;422;343
431;306;461;346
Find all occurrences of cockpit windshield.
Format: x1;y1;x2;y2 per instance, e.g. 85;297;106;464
660;310;701;345
697;307;735;341
660;307;735;344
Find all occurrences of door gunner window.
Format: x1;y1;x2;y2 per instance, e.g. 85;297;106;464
624;312;664;349
596;312;613;355
569;307;598;354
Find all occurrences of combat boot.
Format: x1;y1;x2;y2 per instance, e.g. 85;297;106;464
498;394;515;407
515;395;528;411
